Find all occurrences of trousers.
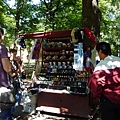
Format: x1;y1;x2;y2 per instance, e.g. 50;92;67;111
100;95;120;120
1;108;13;120
11;87;22;115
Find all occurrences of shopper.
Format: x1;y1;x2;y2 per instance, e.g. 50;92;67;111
0;27;15;120
9;48;23;118
88;42;120;120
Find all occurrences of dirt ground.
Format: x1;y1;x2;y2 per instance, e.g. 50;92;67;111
13;110;101;120
0;105;101;120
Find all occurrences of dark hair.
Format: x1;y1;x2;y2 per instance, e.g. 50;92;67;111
96;42;111;55
9;49;17;53
0;28;4;35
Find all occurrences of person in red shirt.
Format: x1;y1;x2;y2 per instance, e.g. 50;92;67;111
88;42;120;120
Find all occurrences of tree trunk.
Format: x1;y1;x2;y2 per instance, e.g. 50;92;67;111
82;0;101;40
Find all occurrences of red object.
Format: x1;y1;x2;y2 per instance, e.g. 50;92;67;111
20;30;72;39
88;65;120;104
85;28;92;37
20;28;97;46
85;28;96;43
90;35;95;42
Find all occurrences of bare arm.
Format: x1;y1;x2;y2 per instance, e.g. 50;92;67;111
2;58;16;77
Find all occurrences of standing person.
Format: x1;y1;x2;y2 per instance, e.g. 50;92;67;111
16;56;26;80
9;48;23;118
83;47;94;74
0;28;16;120
88;42;120;120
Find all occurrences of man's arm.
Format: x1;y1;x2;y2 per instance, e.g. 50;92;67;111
88;73;103;98
2;58;16;77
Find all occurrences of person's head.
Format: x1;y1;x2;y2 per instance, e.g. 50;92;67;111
9;49;17;60
96;42;111;60
0;28;4;43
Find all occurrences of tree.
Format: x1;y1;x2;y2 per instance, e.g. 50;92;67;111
99;0;120;55
0;0;16;48
2;0;120;56
2;0;43;56
82;0;101;48
0;0;5;27
37;0;82;31
82;0;120;55
42;0;60;30
82;0;101;36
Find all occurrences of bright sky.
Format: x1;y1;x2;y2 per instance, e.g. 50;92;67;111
32;0;40;4
8;0;40;7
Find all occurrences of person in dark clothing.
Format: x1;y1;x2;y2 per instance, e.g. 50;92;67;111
9;49;23;118
88;42;120;120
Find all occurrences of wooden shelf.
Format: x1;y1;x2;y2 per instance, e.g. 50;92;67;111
43;59;73;62
42;47;74;51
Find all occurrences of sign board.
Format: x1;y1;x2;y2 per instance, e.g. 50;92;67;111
73;43;83;71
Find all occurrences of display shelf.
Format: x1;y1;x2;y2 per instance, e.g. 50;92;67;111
42;47;74;51
37;37;90;95
21;29;99;118
42;59;73;62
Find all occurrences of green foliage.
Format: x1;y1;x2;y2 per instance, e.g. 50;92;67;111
38;0;82;30
1;0;120;56
0;0;6;27
54;0;82;30
0;0;16;47
99;0;120;56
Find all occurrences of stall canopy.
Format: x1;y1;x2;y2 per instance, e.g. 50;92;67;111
19;28;97;47
20;29;72;39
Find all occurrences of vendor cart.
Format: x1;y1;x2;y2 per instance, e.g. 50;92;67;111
19;29;99;119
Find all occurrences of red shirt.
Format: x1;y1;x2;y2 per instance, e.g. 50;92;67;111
88;56;120;104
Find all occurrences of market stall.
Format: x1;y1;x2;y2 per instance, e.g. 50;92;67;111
19;28;99;119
